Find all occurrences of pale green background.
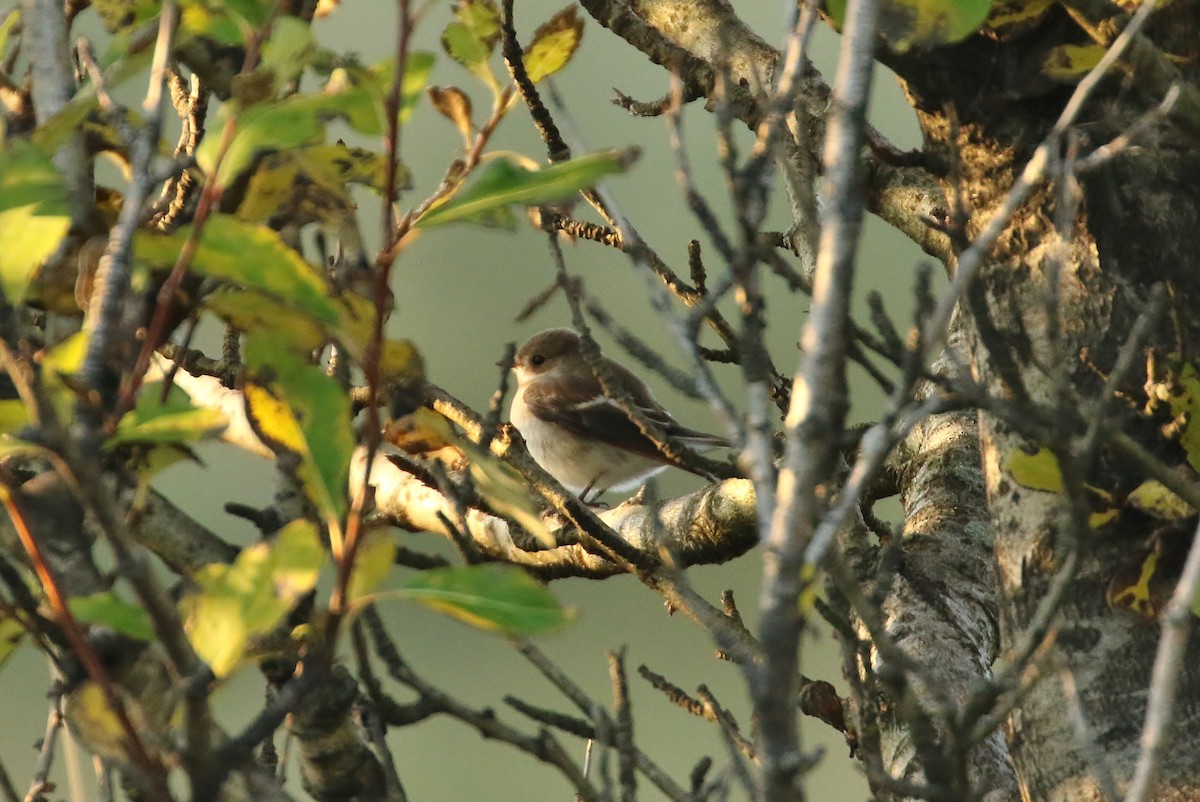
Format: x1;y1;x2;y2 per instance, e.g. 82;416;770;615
0;2;930;800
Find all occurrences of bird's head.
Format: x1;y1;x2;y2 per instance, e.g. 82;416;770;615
509;328;583;383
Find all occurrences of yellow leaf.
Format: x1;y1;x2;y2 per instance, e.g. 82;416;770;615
1005;447;1064;493
1107;550;1160;619
523;6;584;83
1042;44;1106;81
243;382;307;456
1128;480;1195;520
380;338;425;387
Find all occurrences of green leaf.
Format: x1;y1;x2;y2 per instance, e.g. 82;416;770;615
0;140;71;303
454;0;502;44
441;0;501;90
91;0;159;32
323;52;436;135
37;331;90;424
134;215;340;327
416;149;636;228
69;592;155;641
0;615;24;670
396;564;571;635
200;51;434;186
182;520;323;677
523;6;584;83
231;17;319;101
0;8;20;58
242;332;355;528
0;400;30;434
197;94;330;187
347;532;397;605
107;383;227;448
441;22;498;89
205;289;329;354
829;0;992;50
33;43;153;152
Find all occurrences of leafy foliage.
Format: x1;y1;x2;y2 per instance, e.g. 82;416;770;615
393;564;572;634
416;149;636;227
827;0;993;50
181;520;324;678
0;140;71;303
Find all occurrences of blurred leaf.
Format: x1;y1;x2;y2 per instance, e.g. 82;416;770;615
259;16;317;88
416;149;635;228
184;8;241;47
379;338;425;386
0;8;19;57
454;0;502;44
198;49;433;184
442;22;498;90
69;592;155;641
467;449;555;547
428;86;474;144
107;383;227;448
385;407;460;455
0;400;30;434
236;143;399;225
0;615;25;670
91;0;158;32
37;331;90;423
983;0;1053;34
205;290;328;353
347;532;397;604
319;52;436;137
523;6;584;83
64;681;136;763
397;564;571;634
442;0;501;90
828;0;992;50
134;215;340;327
0;140;71;303
1042;43;1105;81
1167;364;1200;473
33;48;153;152
182;520;323;677
197;94;329;187
243;332;355;527
221;0;271;27
0;438;48;460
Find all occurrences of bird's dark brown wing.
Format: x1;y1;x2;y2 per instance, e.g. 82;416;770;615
521;366;727;467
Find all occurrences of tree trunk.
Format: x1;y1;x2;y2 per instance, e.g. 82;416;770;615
886;7;1200;799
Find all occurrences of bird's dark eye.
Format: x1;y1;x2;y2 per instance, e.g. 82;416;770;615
531;354;547;367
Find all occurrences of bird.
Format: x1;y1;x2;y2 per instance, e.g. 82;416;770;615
505;327;729;497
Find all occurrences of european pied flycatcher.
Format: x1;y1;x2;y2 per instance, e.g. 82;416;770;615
506;328;728;496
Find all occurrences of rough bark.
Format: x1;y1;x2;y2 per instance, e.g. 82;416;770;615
883;7;1200;800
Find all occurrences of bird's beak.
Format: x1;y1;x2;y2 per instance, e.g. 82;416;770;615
496;358;512;369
